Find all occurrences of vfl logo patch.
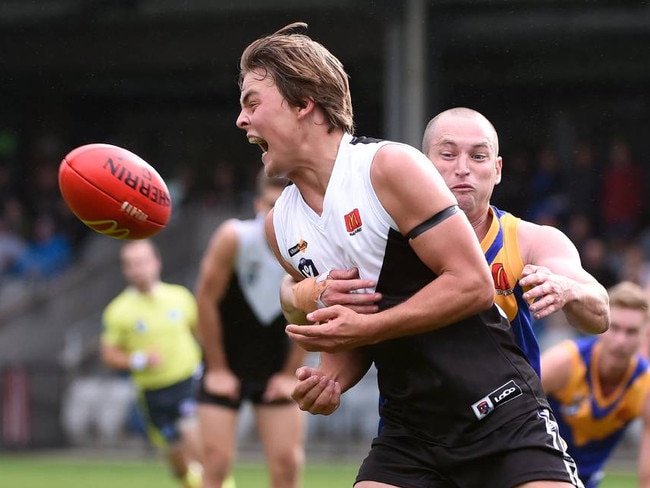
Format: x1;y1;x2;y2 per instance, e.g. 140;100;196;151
344;208;362;235
471;380;522;420
491;263;513;297
288;239;309;257
297;258;319;278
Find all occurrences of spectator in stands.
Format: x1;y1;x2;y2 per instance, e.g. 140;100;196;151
0;217;26;277
11;214;72;279
565;141;601;231
580;238;619;291
491;147;531;218
526;145;566;224
202;160;238;211
617;242;650;289
600;138;644;243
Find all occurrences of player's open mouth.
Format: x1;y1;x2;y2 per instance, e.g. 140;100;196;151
248;136;268;153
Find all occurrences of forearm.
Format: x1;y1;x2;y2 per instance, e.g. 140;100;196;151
196;305;229;369
563;281;610;335
280;274;313;325
319;349;372;392
370;271;494;343
281;342;309;375
101;345;144;372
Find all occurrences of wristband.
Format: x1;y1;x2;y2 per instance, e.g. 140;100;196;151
129;351;148;371
292;272;332;313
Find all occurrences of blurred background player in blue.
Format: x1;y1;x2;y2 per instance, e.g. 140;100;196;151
541;281;650;488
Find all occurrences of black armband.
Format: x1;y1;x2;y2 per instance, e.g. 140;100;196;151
406;205;459;240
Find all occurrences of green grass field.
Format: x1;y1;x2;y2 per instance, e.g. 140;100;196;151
0;454;637;487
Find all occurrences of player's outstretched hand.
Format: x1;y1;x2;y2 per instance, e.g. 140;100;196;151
286;305;374;352
291;366;341;415
319;268;382;314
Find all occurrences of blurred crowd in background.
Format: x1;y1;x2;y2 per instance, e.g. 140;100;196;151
0;127;648;312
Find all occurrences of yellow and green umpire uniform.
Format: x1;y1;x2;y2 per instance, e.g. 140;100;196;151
101;282;201;447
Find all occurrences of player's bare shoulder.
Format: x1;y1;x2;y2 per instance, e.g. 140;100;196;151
372;142;455;230
517;218;581;263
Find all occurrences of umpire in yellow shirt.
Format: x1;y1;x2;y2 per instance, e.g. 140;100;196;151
101;239;205;488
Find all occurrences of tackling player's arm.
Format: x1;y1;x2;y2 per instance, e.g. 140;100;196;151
518;221;610;334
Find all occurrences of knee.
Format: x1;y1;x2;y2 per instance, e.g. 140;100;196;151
270;445;305;477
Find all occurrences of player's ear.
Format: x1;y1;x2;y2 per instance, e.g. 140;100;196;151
296;97;316;120
494;156;503;185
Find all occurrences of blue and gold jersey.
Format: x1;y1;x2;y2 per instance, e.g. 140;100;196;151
548;337;650;485
481;206;538;374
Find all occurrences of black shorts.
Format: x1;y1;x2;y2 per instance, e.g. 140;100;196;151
196;376;292;410
355;408;583;488
140;376;198;445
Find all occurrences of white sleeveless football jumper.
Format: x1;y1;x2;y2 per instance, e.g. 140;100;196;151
273;133;549;446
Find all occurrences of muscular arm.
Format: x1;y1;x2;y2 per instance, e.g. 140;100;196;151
194;219;238;370
287;144;495;351
518;221;610;335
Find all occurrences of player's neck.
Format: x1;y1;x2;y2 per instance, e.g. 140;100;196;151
132;281;160;295
597;351;633;390
470;206;493;241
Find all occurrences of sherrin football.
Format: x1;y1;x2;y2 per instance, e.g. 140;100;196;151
58;143;172;240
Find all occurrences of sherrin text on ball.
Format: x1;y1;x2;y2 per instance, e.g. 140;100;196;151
58;143;172;239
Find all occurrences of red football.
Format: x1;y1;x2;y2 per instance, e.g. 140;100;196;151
58;143;172;240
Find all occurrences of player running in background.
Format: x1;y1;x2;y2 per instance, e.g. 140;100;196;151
244;22;584;488
542;281;650;488
101;239;206;488
195;169;305;488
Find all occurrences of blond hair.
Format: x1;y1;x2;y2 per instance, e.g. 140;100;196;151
239;22;354;134
608;281;649;316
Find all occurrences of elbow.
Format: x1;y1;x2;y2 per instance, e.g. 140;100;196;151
467;272;495;313
477;285;496;312
570;303;610;335
593;306;611;334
